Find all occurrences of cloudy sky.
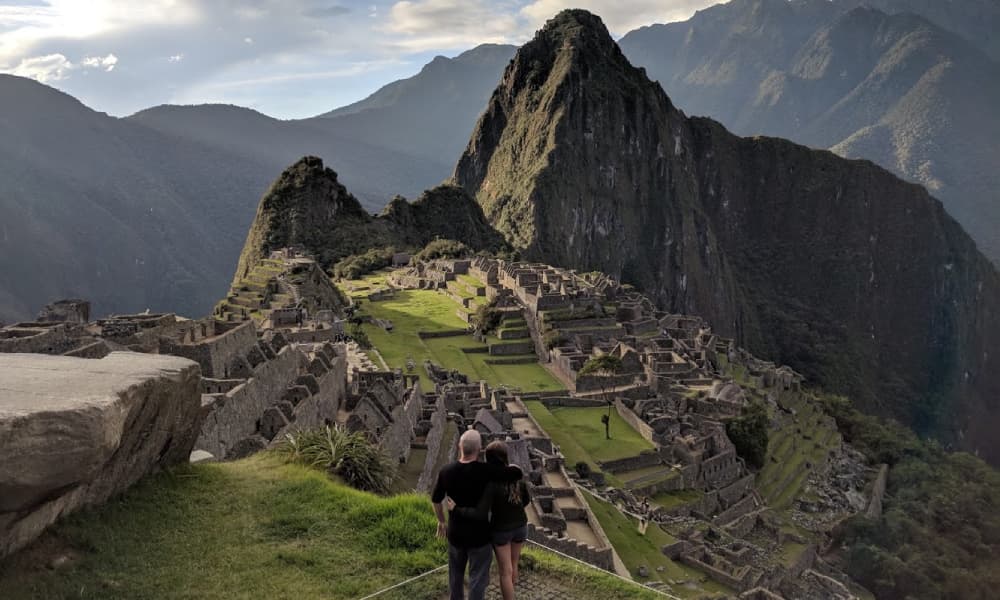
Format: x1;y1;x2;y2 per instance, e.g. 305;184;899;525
0;0;715;118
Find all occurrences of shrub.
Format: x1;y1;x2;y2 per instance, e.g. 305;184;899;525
415;238;471;261
333;247;395;280
579;354;623;377
274;425;396;494
473;298;503;333
574;462;592;479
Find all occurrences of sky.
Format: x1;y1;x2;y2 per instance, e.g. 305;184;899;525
0;0;716;119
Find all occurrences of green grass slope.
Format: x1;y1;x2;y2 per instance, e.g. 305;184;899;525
0;455;664;599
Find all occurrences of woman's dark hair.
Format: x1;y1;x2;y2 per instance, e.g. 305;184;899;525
484;440;509;466
485;441;522;505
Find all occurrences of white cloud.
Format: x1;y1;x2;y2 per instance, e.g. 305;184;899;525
0;0;718;117
384;0;527;51
9;52;73;82
81;52;117;71
520;0;710;35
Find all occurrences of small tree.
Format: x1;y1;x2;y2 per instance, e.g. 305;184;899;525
579;354;623;440
472;298;503;334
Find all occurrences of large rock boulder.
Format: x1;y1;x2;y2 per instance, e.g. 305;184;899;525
0;351;201;558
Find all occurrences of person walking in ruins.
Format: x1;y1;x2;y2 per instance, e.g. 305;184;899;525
446;441;530;600
432;430;496;600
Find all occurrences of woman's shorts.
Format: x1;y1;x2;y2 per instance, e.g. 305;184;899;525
492;525;528;546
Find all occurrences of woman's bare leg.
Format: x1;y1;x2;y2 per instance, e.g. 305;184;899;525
510;541;524;587
494;543;515;600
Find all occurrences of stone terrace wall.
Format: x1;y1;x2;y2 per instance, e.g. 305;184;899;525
417;395;449;493
539;397;606;408
380;385;423;465
0;324;69;354
599;450;662;474
713;494;758;526
614;399;657;446
527;523;614;572
282;347;348;437
195;344;302;458
0;352;201;558
160;320;258;379
575;373;636;393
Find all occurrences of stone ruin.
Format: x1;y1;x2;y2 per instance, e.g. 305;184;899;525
0;252;869;598
36;298;90;324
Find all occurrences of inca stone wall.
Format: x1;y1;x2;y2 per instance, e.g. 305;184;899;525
195;345;302;458
160;320;258;379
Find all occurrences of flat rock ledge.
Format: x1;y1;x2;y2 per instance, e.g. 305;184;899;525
0;352;201;558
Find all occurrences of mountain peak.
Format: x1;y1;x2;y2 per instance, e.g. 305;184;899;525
454;8;675;249
525;9;622;69
232;156;369;285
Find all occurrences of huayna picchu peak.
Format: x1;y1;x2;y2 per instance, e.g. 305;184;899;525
456;9;1000;465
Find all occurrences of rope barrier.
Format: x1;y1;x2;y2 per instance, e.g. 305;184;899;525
355;563;448;600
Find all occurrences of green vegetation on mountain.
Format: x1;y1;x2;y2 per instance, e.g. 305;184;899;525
455;8;1000;466
233;156;506;287
333;247;398;280
414;239;472;261
726;402;770;470
822;395;1000;600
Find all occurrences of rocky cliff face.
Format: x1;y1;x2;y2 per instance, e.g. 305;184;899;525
455;9;1000;463
234;156;505;284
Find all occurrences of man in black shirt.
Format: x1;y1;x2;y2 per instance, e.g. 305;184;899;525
432;429;493;600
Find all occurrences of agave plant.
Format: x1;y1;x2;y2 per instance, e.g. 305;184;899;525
275;425;396;494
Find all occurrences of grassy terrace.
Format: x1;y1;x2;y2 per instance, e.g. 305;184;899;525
340;273;562;393
582;492;731;599
651;489;703;510
523;401;654;488
0;456;664;600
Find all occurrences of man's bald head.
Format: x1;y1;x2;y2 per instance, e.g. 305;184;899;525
459;429;482;462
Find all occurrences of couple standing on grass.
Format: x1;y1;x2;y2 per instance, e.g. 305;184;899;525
432;430;531;600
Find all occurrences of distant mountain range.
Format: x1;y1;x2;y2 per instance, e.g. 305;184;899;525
619;0;1000;263
0;46;515;323
0;0;996;323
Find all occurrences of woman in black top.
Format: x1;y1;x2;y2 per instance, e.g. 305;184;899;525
447;441;530;600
